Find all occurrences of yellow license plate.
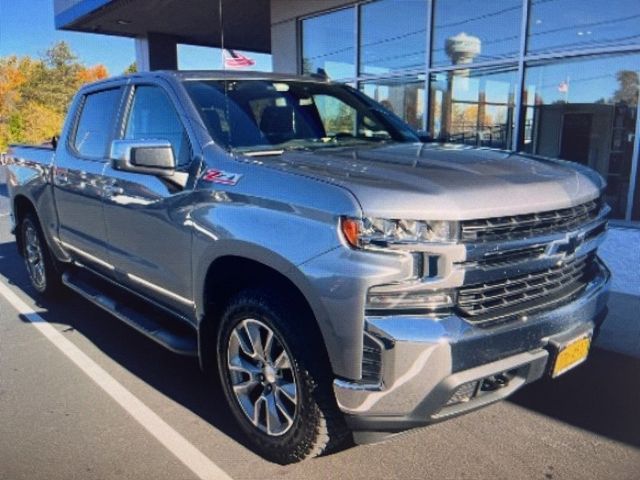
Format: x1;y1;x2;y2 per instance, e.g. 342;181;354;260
552;335;591;378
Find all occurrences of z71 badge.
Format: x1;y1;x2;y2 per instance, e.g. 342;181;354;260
202;169;242;186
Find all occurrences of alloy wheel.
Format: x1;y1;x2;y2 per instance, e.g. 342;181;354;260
24;222;46;290
226;318;298;436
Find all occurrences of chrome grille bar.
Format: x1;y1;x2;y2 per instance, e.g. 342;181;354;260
457;255;593;322
460;200;600;242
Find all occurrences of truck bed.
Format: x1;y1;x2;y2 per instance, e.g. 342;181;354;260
7;145;56;166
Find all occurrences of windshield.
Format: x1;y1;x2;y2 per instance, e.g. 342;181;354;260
183;79;419;154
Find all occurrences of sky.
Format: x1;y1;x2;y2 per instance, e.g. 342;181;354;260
0;0;271;76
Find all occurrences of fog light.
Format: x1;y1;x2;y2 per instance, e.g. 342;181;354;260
366;285;455;311
445;381;479;406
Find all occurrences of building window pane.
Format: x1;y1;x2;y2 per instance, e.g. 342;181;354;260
431;0;522;67
361;77;425;130
429;66;516;149
302;8;355;80
360;0;427;75
520;54;640;220
527;0;640;56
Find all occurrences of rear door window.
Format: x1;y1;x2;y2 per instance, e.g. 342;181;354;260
73;88;121;159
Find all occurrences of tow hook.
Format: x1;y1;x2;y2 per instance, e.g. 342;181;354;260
480;373;510;392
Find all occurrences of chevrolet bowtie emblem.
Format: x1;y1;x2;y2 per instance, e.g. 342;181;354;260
551;233;585;258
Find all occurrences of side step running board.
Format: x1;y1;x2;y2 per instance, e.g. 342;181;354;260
62;271;198;356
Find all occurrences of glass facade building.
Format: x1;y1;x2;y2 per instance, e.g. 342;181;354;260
300;0;640;222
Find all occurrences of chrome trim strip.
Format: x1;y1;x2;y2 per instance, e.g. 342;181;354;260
125;272;194;306
59;241;114;270
461;228;606;286
463;207;609;261
59;241;194;307
75;262;195;326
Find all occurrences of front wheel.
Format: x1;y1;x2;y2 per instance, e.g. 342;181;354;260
216;289;349;464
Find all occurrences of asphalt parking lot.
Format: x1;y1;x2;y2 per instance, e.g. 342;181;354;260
1;171;639;480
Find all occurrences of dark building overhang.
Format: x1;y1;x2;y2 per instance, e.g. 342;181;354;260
54;0;271;53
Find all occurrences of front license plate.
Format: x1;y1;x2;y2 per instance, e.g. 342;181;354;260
552;335;591;378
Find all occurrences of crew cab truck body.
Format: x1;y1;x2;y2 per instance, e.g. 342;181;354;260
4;71;610;463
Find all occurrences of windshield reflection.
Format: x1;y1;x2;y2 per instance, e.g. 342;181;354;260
183;79;419;153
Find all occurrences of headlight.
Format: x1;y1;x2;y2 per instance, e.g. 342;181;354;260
340;217;459;248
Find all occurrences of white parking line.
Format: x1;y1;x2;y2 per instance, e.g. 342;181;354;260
0;281;233;480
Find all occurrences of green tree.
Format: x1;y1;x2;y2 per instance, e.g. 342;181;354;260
124;62;137;74
613;70;639;106
0;41;110;150
8;114;24;143
327;103;355;133
21;41;82;114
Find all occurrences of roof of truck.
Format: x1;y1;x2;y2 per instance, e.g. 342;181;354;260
164;70;330;82
83;70;331;90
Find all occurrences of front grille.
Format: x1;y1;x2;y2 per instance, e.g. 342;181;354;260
476;245;547;268
460;199;601;242
457;254;595;324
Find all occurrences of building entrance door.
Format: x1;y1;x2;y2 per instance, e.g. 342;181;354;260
560;113;592;164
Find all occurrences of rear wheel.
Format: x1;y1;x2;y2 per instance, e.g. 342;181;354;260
216;289;349;464
21;213;63;296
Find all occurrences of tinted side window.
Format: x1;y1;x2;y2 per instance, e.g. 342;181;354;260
125;86;191;166
73;89;121;159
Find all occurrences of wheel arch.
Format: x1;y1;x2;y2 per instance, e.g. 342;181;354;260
196;251;335;377
13;193;68;264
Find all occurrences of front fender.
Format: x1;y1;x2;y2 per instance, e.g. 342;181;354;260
189;198;348;373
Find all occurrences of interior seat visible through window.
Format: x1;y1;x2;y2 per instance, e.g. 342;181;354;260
260;105;295;144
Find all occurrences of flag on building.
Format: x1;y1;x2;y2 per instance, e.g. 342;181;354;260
224;50;255;69
558;80;569;93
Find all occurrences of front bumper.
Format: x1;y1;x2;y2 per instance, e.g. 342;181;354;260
334;258;610;435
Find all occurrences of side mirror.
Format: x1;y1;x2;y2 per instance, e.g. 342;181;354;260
110;139;176;176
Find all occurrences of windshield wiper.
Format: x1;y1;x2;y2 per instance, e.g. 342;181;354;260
237;136;390;157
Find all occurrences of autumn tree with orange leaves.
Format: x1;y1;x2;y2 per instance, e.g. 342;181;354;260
0;41;109;150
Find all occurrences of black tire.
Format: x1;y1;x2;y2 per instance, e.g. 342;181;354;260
216;289;349;464
20;213;63;297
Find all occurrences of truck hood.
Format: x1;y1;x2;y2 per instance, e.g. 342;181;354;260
255;142;603;220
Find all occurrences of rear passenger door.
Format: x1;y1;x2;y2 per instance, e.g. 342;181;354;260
101;83;196;315
53;86;123;272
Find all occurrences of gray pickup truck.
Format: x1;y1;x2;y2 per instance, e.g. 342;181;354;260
5;71;610;464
